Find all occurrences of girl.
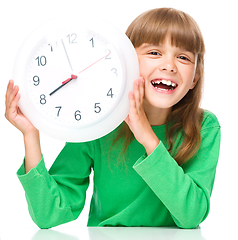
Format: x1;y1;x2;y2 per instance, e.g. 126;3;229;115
5;8;220;229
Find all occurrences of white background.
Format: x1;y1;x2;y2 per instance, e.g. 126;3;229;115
0;0;237;239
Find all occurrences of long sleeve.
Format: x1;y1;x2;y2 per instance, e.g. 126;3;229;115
17;142;93;229
16;110;220;228
133;112;221;229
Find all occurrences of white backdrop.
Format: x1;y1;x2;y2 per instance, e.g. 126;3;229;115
0;0;237;239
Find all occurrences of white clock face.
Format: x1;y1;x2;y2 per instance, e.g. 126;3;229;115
26;29;124;128
14;15;139;142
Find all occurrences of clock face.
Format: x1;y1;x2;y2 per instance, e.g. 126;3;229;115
14;15;139;142
27;29;124;128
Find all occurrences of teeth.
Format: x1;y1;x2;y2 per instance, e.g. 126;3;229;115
153;80;161;84
152;79;177;87
161;79;172;86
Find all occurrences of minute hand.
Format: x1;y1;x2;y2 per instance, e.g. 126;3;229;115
62;51;111;85
49;51;111;96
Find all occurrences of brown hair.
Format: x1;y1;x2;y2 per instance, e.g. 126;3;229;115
114;8;205;165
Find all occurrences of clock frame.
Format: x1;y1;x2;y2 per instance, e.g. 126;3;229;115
13;14;139;142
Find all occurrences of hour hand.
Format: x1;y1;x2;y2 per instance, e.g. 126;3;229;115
49;74;77;96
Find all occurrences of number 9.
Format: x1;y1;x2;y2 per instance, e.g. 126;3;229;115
33;75;40;86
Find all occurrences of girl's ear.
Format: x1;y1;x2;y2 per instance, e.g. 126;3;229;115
190;72;199;89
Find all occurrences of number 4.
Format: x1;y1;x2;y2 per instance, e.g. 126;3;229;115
107;88;114;98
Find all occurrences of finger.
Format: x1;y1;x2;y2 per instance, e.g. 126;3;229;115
6;84;20;112
133;78;144;108
139;78;144;103
10;92;21;110
135;78;145;109
128;91;136;111
133;79;140;104
6;80;17;104
9;85;19;106
125;92;137;127
5;93;21;122
5;80;14;104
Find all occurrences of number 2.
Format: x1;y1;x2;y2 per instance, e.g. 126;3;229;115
105;49;111;59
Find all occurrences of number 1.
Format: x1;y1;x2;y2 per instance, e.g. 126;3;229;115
90;38;94;48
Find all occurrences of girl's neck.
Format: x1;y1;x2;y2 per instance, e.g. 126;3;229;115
143;100;172;126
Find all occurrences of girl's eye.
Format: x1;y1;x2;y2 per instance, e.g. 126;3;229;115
149;51;160;56
178;55;190;61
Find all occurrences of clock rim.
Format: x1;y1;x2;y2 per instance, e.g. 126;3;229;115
13;14;140;142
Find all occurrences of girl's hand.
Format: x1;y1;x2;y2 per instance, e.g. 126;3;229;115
5;80;38;135
125;78;160;155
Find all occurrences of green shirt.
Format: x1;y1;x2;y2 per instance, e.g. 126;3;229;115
17;110;221;229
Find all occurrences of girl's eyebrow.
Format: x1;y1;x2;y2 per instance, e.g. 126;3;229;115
140;43;159;49
139;43;195;56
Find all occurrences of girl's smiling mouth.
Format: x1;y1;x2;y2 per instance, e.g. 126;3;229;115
151;79;178;93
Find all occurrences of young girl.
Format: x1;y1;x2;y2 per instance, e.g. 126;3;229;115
5;8;220;229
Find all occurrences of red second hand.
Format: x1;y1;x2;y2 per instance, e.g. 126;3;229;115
62;52;111;85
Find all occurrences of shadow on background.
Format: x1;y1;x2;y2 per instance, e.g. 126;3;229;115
88;227;206;240
31;226;206;240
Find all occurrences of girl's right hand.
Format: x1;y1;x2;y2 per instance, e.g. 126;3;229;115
5;80;38;135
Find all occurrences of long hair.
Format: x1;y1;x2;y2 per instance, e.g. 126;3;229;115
113;8;205;165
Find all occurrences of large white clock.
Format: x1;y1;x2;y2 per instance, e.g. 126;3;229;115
13;14;139;142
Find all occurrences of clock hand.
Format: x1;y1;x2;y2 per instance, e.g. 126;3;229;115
78;51;111;74
62;51;111;85
49;74;77;96
49;52;111;96
61;39;74;72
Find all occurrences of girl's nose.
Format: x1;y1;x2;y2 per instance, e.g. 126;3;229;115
158;57;177;73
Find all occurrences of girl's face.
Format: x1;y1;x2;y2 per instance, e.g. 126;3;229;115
136;37;198;110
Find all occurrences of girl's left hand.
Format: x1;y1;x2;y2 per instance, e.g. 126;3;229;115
125;78;160;155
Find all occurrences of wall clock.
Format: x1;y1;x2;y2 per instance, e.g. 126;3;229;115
13;14;139;142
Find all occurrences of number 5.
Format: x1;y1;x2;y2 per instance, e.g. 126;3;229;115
94;103;101;113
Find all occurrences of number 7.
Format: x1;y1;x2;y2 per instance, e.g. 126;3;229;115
55;106;62;117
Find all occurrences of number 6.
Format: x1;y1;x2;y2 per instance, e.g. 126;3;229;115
75;110;81;121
